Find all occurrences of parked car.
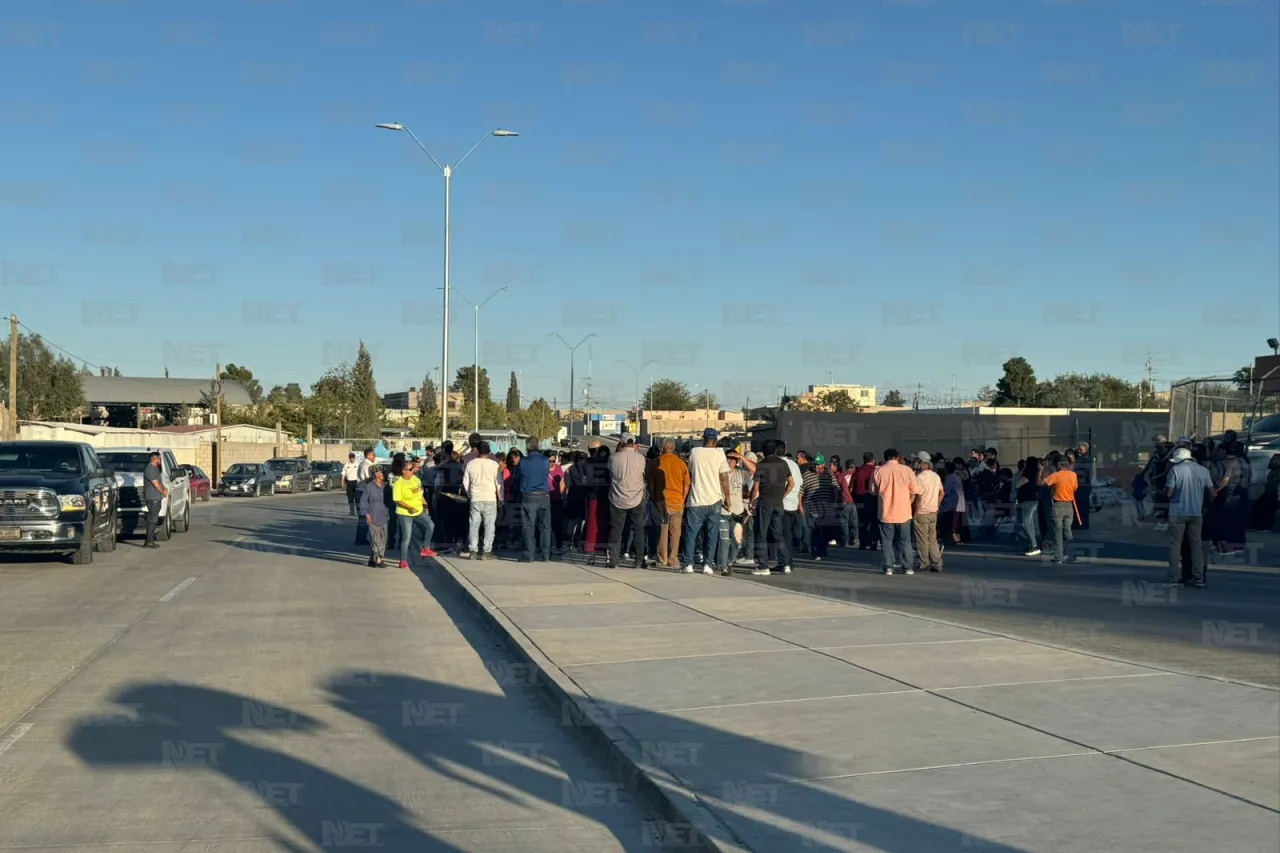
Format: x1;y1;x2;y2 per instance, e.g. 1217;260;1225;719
97;448;191;541
217;463;276;497
180;464;212;502
309;460;344;491
0;440;119;564
266;458;312;494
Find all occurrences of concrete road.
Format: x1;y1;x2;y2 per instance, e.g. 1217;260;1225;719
741;537;1280;687
0;493;677;852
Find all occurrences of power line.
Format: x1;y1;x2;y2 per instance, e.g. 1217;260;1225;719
14;319;110;374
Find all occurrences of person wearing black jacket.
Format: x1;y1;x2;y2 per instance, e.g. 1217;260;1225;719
973;459;1001;540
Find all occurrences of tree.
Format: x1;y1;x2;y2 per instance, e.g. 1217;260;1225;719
976;385;998;404
308;364;352;438
790;390;863;413
993;357;1038;406
882;389;906;407
220;363;263;404
0;333;86;421
506;371;520;412
1035;373;1141;408
347;342;382;439
512;398;561;440
640;379;716;410
452;365;492;406
1233;365;1254;394
267;383;304;405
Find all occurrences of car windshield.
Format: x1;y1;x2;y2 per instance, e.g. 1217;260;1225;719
267;460;297;472
225;464;257;476
0;445;84;475
1248;413;1280;434
98;453;154;474
309;461;330;471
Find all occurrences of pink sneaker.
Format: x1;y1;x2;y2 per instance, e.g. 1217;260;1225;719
398;561;409;570
421;548;438;558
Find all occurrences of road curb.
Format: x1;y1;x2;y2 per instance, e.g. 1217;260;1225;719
430;556;754;853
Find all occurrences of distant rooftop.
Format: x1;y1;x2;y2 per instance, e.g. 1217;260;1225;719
81;376;253;407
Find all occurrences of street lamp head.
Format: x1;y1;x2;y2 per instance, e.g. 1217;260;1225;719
375;123;405;131
491;129;519;137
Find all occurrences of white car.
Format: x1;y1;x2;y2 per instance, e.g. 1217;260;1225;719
97;447;191;540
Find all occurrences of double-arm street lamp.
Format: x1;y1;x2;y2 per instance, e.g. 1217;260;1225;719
550;333;597;435
455;287;509;434
375;122;519;446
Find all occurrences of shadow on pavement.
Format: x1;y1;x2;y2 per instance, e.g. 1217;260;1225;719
65;682;464;852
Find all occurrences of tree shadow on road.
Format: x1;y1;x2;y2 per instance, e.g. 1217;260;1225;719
65;681;465;852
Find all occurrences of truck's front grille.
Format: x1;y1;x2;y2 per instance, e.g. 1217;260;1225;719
0;489;59;518
118;487;142;508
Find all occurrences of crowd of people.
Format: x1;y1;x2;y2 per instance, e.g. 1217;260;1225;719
339;430;1280;581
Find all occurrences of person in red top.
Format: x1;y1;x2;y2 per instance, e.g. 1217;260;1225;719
830;455;859;548
852;452;879;551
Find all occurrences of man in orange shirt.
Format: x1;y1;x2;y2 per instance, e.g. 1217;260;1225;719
872;448;920;576
650;439;691;567
1039;456;1079;563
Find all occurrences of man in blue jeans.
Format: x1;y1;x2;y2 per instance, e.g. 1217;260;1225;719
679;428;731;574
517;438;552;562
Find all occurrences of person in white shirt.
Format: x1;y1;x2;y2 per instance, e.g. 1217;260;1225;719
461;440;503;559
912;451;945;572
679;428;731;574
357;448;375;482
342;453;361;516
780;440;802;573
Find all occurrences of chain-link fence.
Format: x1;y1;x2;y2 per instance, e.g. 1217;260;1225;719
1167;376;1263;440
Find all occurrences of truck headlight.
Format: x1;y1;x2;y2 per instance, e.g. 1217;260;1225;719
278;476;292;485
59;494;87;511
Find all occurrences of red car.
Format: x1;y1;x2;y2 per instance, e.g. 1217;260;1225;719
180;464;212;502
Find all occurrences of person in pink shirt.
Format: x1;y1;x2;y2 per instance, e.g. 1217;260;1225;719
911;451;945;573
871;448;920;576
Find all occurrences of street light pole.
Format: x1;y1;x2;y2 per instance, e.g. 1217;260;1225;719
617;358;656;428
551;333;597;437
456;287;509;434
375;123;518;447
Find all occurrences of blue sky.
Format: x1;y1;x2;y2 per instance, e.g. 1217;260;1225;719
2;0;1277;411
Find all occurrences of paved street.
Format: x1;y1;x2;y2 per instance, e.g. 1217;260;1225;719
0;493;679;852
2;493;1277;852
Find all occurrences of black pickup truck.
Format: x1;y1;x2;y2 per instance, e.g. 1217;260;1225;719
0;440;119;564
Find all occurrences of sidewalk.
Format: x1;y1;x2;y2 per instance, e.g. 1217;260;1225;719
435;557;1280;853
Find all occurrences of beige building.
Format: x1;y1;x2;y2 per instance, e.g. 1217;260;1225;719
384;388;463;415
640;409;747;439
798;383;876;409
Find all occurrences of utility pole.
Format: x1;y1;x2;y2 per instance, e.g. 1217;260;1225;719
7;314;17;440
213;363;223;488
950;374;956;413
914;382;922;411
1143;355;1154;410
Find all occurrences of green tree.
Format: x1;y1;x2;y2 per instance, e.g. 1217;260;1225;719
512;398;561;440
418;375;439;418
506;371;520;412
220;363;263;404
1036;373;1141;408
0;333;87;421
993;357;1038;406
267;383;304;405
818;390;862;412
347;342;383;439
308;364;352;438
882;389;906;407
1233;365;1254;393
642;379;693;410
452;365;492;406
